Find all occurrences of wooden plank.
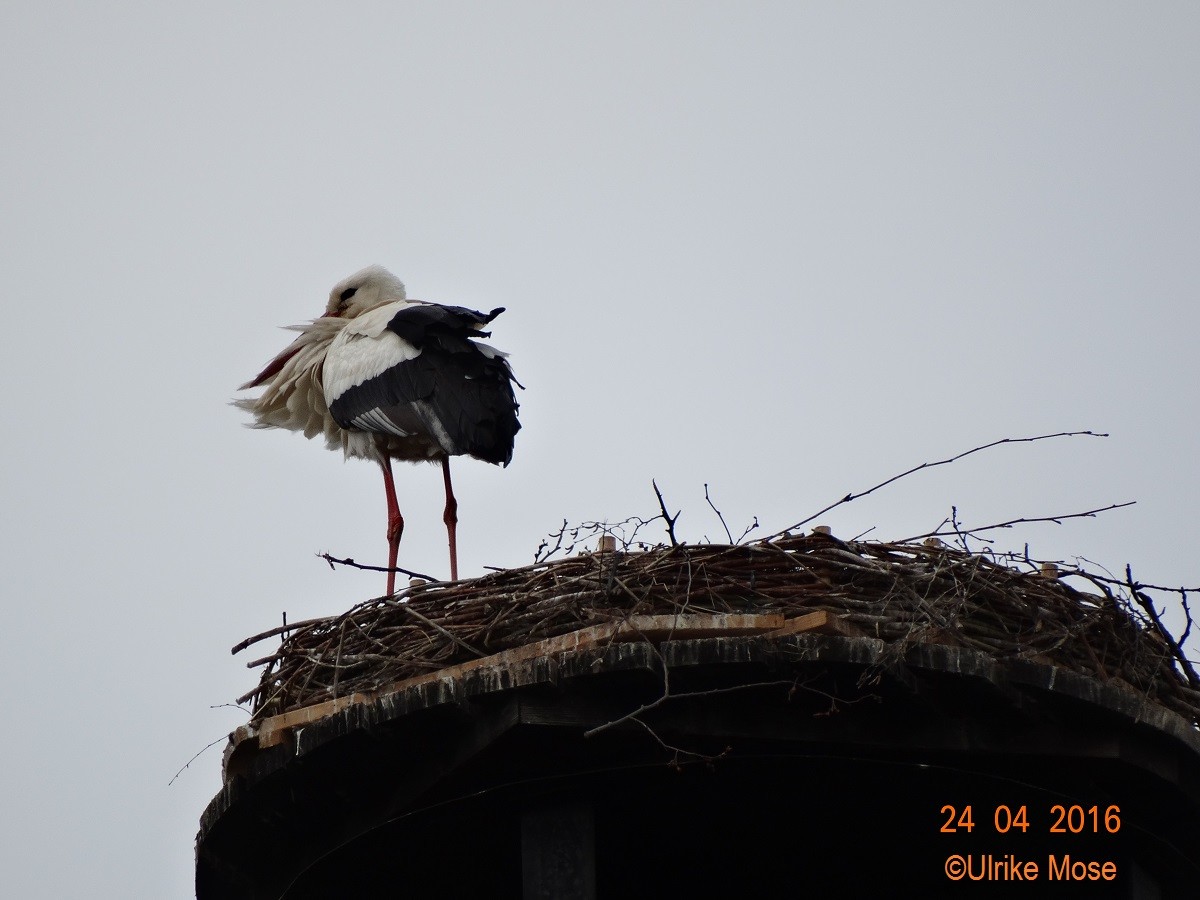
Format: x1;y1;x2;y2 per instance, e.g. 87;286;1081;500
766;610;831;637
241;614;785;751
620;613;784;642
255;693;372;747
768;610;865;639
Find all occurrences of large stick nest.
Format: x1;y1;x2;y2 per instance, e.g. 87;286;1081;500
235;533;1200;728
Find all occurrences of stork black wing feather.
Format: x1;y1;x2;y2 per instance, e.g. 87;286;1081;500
329;304;520;464
385;303;498;348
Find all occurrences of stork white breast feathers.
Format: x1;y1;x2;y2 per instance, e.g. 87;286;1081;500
236;265;522;590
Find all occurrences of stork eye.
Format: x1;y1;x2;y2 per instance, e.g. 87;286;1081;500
339;287;358;302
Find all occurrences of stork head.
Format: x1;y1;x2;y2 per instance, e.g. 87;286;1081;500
325;265;407;318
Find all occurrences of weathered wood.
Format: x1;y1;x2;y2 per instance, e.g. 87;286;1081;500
238;614;784;750
766;608;864;638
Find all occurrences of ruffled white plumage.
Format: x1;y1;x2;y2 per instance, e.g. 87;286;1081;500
234;311;442;463
234;316;345;446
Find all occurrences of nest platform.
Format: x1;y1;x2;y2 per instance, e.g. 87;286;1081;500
233;532;1199;730
199;533;1200;898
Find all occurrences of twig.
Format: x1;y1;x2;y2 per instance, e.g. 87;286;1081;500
1181;592;1193;651
1125;564;1200;690
1065;563;1200;596
384;599;486;658
738;517;760;544
169;736;227;786
766;430;1108;539
652;479;681;547
584;679;798;739
897;502;1136;544
704;483;734;544
232;615;334;654
209;702;252;713
628;716;731;768
533;519;569;563
947;505;977;551
320;552;437;584
699;485;760;546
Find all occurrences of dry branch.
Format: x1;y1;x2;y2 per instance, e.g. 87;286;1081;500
766;430;1109;540
320;553;436;583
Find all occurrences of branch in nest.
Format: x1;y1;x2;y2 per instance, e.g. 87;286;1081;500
1181;592;1193;651
533;519;570;564
232;615;333;655
652;479;681;547
383;598;486;658
705;483;734;544
768;430;1109;539
1125;564;1200;691
703;483;760;545
1062;561;1200;597
897;501;1136;544
319;552;436;584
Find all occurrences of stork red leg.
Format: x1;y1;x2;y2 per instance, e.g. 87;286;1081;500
441;456;459;582
379;457;404;594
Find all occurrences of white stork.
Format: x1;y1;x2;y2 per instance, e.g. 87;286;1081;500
236;265;521;591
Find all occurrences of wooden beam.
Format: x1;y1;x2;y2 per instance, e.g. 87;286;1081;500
767;609;865;638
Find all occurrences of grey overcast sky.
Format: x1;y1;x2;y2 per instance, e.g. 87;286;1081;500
2;3;1197;896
